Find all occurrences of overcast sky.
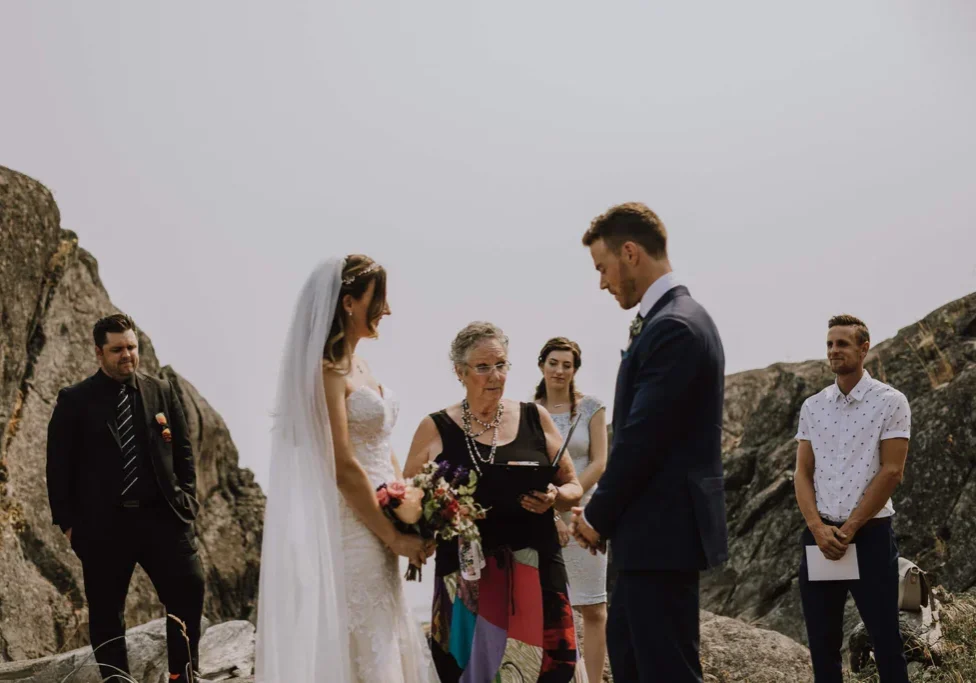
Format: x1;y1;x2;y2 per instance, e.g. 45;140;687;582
3;2;975;499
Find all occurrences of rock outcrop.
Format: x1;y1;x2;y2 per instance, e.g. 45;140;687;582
0;617;255;682
573;608;814;682
700;610;813;682
704;292;976;644
0;165;265;660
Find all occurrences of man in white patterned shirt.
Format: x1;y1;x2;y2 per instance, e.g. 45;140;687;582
794;314;910;683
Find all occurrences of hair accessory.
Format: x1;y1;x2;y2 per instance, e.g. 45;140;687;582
342;261;380;286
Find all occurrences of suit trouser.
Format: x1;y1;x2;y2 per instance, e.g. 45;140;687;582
607;569;702;683
75;505;205;681
799;517;908;683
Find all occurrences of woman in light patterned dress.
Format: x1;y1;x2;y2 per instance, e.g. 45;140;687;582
535;337;609;683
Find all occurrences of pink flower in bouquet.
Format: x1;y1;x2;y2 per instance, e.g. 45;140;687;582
387;481;407;500
376;486;390;506
393;485;424;524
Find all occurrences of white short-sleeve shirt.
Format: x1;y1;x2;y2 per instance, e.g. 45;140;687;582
795;370;911;522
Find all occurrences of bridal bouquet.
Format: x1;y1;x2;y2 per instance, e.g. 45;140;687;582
376;461;488;581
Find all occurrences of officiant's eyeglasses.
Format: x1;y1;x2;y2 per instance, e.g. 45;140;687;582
467;361;512;376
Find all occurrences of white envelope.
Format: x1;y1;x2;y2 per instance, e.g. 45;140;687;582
805;544;859;581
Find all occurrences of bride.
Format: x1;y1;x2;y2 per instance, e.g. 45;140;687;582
255;255;434;682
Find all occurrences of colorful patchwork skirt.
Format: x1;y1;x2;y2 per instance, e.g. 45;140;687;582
429;547;587;683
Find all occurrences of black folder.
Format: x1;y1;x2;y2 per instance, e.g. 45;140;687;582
478;412;582;515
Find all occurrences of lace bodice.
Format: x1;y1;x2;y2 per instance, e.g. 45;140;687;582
344;384;399;486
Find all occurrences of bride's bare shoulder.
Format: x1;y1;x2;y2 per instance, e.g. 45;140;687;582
321;359;353;397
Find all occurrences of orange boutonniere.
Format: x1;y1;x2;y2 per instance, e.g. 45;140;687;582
155;412;172;443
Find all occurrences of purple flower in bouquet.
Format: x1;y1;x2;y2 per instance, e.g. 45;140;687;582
433;459;453;482
450;465;470;488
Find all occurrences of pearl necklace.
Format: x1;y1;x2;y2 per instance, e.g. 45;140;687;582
461;398;504;474
469;403;501;428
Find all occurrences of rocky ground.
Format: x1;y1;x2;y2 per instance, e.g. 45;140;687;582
846;589;976;683
5;591;974;682
0;617;254;682
573;608;815;683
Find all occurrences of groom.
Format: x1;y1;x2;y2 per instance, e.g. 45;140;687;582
46;313;205;682
571;203;728;682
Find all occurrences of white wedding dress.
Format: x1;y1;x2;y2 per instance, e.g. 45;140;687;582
341;384;433;682
256;258;435;682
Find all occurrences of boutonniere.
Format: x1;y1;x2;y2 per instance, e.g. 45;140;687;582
155;412;172;443
629;315;644;340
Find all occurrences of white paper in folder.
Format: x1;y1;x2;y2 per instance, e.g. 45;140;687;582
805;544;859;581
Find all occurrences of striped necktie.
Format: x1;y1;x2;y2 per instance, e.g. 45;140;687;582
117;385;139;498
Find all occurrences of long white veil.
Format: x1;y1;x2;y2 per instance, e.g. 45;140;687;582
255;258;351;682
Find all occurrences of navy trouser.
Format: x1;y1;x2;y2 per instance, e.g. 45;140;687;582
607;569;702;682
799;517;908;683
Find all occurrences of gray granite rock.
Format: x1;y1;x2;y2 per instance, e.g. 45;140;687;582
0;617;255;682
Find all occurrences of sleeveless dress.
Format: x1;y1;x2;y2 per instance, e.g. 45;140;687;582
339;385;433;682
428;402;587;683
552;396;608;607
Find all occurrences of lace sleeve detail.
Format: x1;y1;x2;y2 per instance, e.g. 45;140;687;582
580;395;606;425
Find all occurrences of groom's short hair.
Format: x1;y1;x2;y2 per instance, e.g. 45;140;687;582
582;202;668;258
93;313;138;348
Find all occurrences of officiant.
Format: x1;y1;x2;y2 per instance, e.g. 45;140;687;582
404;321;586;683
794;314;911;683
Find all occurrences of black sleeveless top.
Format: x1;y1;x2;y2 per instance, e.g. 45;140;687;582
430;402;563;578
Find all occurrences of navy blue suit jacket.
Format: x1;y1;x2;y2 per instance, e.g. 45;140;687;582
585;285;729;571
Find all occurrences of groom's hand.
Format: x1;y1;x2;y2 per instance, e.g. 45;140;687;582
569;507;604;555
64;528;72;542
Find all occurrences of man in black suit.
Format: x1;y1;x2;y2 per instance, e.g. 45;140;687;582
46;314;205;682
571;203;728;682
